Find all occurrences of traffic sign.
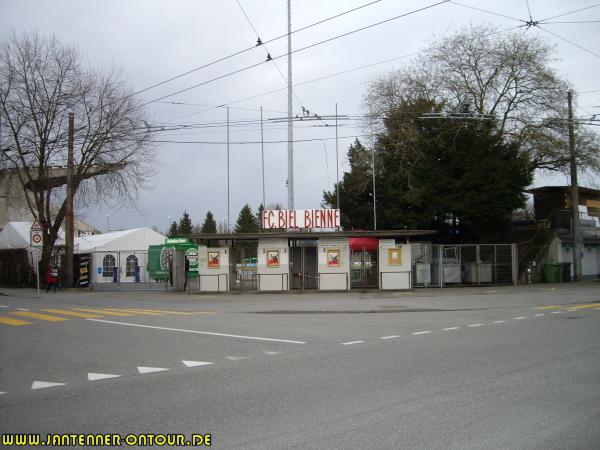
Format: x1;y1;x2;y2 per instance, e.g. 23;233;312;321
31;221;43;247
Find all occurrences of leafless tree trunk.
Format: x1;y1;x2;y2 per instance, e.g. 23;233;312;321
0;32;156;278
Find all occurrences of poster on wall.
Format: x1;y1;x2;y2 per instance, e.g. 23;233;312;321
388;248;402;266
267;250;280;268
208;251;220;268
327;249;340;267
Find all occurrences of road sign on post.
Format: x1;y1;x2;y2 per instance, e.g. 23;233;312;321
30;220;43;248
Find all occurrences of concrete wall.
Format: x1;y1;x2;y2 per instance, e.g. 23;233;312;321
197;246;229;292
317;237;350;291
378;240;412;290
257;238;289;291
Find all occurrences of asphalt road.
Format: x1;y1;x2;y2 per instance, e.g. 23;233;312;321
1;283;599;449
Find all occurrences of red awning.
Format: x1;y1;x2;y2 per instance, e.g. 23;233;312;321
348;237;379;252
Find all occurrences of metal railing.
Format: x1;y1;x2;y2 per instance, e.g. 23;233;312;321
317;272;349;291
257;272;289;291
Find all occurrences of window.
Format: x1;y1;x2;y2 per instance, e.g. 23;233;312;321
126;255;138;277
102;254;116;278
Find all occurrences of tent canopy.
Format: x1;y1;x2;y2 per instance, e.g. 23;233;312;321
75;227;165;253
0;222;33;249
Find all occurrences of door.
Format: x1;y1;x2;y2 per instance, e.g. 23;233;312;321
290;245;318;290
351;249;378;289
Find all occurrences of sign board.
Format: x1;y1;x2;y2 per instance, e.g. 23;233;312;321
30;221;43;248
262;209;340;230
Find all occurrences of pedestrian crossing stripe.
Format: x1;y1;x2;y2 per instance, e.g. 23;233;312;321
11;311;69;322
97;308;167;316
0;316;32;326
73;308;135;317
0;307;214;327
127;308;213;315
41;309;103;318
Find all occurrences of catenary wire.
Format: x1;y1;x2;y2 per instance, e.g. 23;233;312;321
139;0;451;107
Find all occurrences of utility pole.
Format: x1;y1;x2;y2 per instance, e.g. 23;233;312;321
370;110;377;230
65;112;74;289
260;106;266;209
287;0;294;210
227;107;230;233
568;91;582;281
335;102;340;212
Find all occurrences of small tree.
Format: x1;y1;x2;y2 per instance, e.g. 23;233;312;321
234;204;258;259
178;211;193;235
235;204;259;233
200;211;217;234
167;221;178;237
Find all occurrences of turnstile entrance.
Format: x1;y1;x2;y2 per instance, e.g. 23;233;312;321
350;249;378;289
290;244;318;290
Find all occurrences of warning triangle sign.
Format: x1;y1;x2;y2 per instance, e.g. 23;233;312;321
31;219;42;230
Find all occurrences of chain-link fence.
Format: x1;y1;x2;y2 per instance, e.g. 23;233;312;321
411;243;517;287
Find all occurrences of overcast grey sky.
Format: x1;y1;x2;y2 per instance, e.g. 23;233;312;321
2;0;599;232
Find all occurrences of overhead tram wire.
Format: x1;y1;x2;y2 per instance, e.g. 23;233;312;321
120;0;388;103
447;1;526;23
537;2;600;23
235;0;306;112
536;25;600;59
154;22;526;124
139;0;451;107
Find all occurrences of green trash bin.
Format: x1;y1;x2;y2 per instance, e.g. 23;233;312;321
561;263;572;282
543;263;559;283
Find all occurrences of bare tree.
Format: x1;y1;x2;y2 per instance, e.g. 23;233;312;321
365;24;599;174
0;32;156;273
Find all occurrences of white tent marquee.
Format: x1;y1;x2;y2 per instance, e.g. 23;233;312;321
0;222;33;250
78;228;166;284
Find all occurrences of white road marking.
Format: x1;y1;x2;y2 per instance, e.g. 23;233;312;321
341;341;364;345
412;331;432;335
380;335;400;340
442;327;460;331
551;311;562;314
0;305;9;308
87;319;307;344
0;391;5;395
262;351;281;355
566;309;576;312
513;317;527;320
468;324;484;327
493;320;506;323
182;360;214;367
137;366;170;374
16;308;29;311
88;373;121;381
31;381;66;390
225;356;249;361
533;314;545;317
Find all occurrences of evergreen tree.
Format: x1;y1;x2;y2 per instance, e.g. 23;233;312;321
167;221;179;237
324;100;533;242
235;204;259;233
201;211;217;234
178;211;193;235
257;204;265;229
234;204;259;260
323;139;374;230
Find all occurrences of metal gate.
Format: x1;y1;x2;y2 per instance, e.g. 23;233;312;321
350;248;379;288
411;243;517;287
